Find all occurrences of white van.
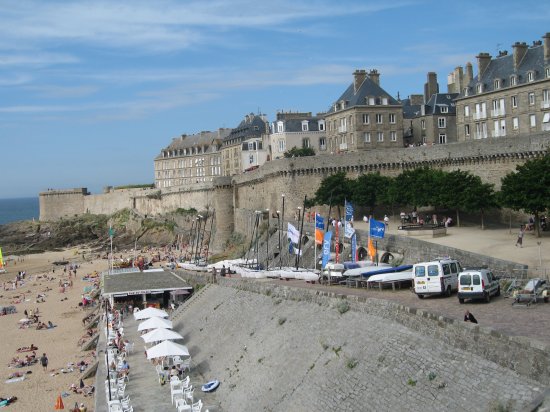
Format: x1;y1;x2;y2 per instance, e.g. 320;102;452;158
413;259;461;298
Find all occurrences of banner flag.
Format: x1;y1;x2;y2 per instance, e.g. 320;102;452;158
287;223;300;244
321;231;332;269
351;234;357;263
315;213;324;245
345;201;354;222
344;221;355;239
369;218;385;239
368;237;376;262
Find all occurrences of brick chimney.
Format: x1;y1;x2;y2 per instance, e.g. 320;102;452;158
447;66;463;94
424;72;439;103
464;62;474;85
368;69;380;86
476;53;492;77
543;32;550;61
353;69;367;93
512;42;528;70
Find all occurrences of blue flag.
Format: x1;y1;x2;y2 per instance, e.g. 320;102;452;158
370;218;385;239
321;231;332;269
345;201;354;222
315;213;324;230
351;233;357;263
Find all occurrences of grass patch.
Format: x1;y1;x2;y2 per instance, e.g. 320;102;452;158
346;358;358;369
407;378;417;387
332;346;342;357
336;301;350;314
278;317;287;326
428;372;437;381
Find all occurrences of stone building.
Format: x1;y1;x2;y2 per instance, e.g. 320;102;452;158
154;129;231;189
402;72;459;145
325;69;403;152
222;113;270;176
451;32;550;141
269;111;327;159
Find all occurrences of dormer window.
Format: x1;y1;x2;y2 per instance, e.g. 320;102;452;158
510;75;517;86
546;67;550;78
440;106;449;113
527;71;535;82
494;79;501;89
463;87;469;96
277;121;283;133
318;120;325;131
301;120;309;132
476;83;483;93
368;97;375;105
382;97;388;105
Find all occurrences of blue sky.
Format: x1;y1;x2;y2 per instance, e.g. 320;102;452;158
1;0;549;198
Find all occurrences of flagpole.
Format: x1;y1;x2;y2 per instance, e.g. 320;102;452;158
314;211;317;271
280;194;285;269
109;224;113;275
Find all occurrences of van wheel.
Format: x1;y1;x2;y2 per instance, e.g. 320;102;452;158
495;287;501;297
485;292;491;303
417;294;424;299
445;286;452;297
459;298;464;304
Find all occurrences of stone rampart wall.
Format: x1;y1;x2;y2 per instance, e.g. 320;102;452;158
39;188;88;221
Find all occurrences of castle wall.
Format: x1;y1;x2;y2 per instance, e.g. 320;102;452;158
39;188;88;221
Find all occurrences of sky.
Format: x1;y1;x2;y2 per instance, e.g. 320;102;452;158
1;0;549;198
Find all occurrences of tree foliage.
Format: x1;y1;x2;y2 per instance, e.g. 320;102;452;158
351;173;393;214
312;172;352;213
284;147;315;158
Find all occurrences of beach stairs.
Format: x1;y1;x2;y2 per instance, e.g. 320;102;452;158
170;283;212;322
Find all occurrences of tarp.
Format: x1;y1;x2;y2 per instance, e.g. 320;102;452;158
146;340;189;359
134;307;169;320
141;328;183;343
137;317;172;331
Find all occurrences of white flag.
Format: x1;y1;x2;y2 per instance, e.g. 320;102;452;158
287;223;300;244
344;221;355;239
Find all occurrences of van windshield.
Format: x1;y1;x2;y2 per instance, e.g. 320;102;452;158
428;265;439;276
415;266;426;277
460;274;471;285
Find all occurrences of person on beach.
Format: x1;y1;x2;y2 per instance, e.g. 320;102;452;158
464;310;478;324
40;353;48;371
515;225;525;248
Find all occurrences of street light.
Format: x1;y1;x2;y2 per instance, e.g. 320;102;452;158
265;209;270;270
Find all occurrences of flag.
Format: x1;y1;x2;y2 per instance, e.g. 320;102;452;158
109;226;115;237
287;223;300;244
315;213;324;245
369;218;385;239
351;234;357;263
345;201;354;222
0;247;4;271
344;221;355;239
368;238;376;262
321;231;332;269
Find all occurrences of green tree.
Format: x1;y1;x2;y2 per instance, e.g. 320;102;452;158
312;172;353;219
351;173;393;215
500;154;550;237
284;147;315;158
392;168;443;209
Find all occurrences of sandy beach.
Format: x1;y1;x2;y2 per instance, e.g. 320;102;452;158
0;248;106;412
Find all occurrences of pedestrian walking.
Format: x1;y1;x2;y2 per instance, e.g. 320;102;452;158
515;225;525;248
40;353;48;371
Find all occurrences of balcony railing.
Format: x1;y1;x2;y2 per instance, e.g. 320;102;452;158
541;100;550;109
473;111;487;120
338;126;347;133
491;108;506;117
491;130;506;138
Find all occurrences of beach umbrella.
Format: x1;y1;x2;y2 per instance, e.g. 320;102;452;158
146;340;189;359
141;328;183;343
137;317;172;332
54;394;64;409
134;307;169;320
18;318;31;323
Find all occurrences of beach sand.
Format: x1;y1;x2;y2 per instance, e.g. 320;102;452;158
0;248;107;412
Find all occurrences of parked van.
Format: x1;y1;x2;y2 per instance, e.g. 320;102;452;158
458;269;500;303
413;259;461;298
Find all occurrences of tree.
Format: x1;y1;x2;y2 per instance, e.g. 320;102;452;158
499;154;550;237
351;173;393;215
284;147;315;158
392;168;443;210
312;172;353;219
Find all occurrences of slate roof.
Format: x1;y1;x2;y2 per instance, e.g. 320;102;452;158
273;116;324;133
156;129;230;159
328;74;400;113
103;269;191;296
424;93;459;115
401;98;422;119
224;114;268;144
463;44;547;96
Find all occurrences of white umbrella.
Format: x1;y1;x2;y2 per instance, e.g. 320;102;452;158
134;307;169;320
137;317;173;332
141;328;183;343
146;340;189;360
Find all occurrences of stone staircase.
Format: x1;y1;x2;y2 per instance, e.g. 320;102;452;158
171;283;212;322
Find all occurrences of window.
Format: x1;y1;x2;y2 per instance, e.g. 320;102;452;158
302;138;310;148
440;106;448;113
248;142;255;150
390;131;397;141
382;97;388;105
527;71;534;82
277;122;284;133
546;68;550;78
464;105;470;117
511;95;518;108
362;114;370;124
249;154;254;164
376;114;383;124
476;83;483;93
318;120;325;131
438;117;446;128
543;89;550;104
278;140;286;152
377;132;384;142
364;132;371;143
301;121;309;132
463;87;469;96
529;92;535;105
389;113;396;123
510;75;517;86
421;119;426;130
530;114;536;128
368;97;375;105
439;133;446;144
494;79;501;89
465;124;470;136
512;117;519;130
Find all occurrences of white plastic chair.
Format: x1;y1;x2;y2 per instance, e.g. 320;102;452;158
191;399;203;412
180;357;192;372
184;387;194;404
171;385;184;405
175;398;191;412
108;400;123;412
124;341;134;354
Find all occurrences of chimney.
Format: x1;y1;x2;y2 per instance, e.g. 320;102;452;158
512;42;528;70
368;69;380;86
464;62;474;85
447;66;463;93
409;94;424;106
353;69;367;93
476;52;492;77
543;32;550;61
424;72;439;102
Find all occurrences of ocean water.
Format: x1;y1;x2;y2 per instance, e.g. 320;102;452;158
0;197;39;225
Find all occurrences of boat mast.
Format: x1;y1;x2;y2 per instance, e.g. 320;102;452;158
296;195;307;270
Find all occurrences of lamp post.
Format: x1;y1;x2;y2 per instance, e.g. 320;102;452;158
265;209;270;270
276;210;281;270
281;194;285;269
105;301;112;401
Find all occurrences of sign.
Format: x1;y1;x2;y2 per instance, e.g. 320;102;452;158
344;221;355;239
369;218;385;239
321;231;332;269
345;201;354;222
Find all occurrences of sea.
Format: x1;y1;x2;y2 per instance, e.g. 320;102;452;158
0;197;39;225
